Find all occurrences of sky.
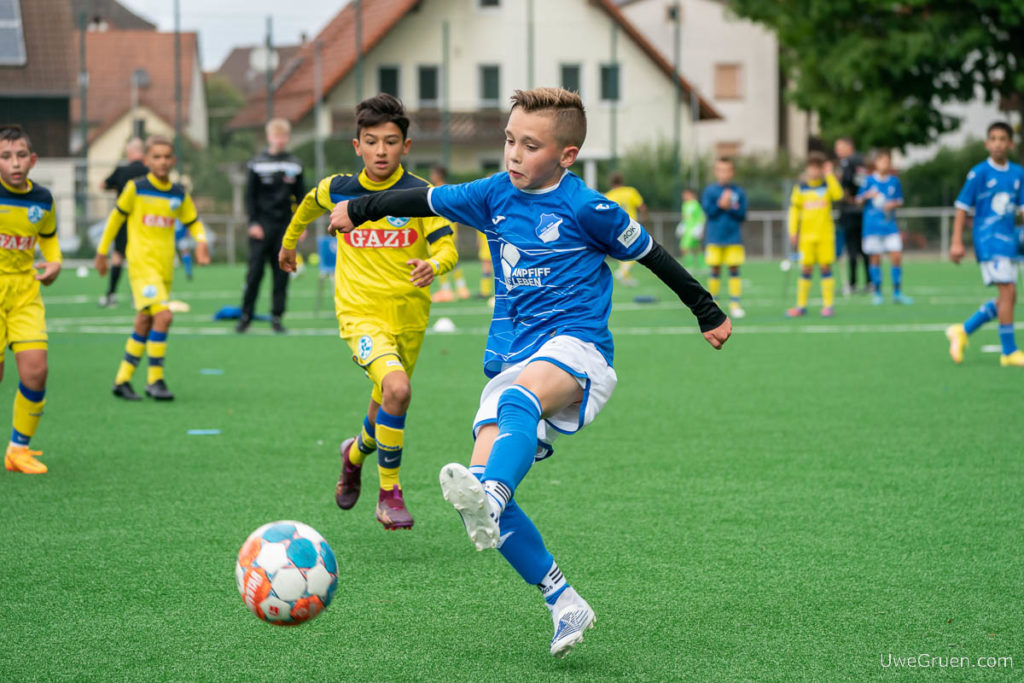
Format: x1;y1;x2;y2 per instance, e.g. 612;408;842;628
117;0;345;71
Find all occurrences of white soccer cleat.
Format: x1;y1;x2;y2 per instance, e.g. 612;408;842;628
548;587;596;658
729;303;746;319
439;463;499;551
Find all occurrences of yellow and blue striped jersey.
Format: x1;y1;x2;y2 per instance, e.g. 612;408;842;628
0;178;61;275
788;174;844;239
283;166;458;330
98;173;207;282
604;185;645;221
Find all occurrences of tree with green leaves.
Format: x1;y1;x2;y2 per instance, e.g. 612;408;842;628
729;0;1024;149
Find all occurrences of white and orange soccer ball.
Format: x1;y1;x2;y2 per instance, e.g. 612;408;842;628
236;521;338;626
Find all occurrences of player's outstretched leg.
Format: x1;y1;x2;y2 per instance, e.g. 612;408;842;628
439;462;499;550
947;299;996;364
374;404;413;530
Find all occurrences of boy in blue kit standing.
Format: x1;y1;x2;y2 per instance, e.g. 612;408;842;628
946;122;1024;367
328;88;731;657
701;158;747;318
857;150;911;305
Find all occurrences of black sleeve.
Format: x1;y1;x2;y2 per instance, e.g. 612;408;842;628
244;166;260;224
103;167;120;191
638;241;727;332
293;169;306;206
347;187;435;225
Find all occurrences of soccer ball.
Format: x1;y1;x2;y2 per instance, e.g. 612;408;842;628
236;520;338;626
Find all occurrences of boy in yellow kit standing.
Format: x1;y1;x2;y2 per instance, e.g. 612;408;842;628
787;152;844;317
0;126;62;474
95;135;209;401
279;94;458;530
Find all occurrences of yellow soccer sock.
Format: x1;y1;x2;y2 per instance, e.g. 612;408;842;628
821;274;835;308
728;276;742;301
146;330;168;385
115;332;146;384
453;267;467;289
10;382;45;447
797;275;812;308
375;407;405;491
479;275;494;297
708;277;721;298
349;417;377;467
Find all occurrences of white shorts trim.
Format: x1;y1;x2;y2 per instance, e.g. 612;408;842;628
980;257;1019;286
472;335;618;458
862;233;902;255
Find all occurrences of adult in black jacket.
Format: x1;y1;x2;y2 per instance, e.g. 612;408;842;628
99;138;147;307
835;137;870;292
237;119;305;333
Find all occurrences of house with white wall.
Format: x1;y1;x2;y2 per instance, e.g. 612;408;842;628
228;0;721;185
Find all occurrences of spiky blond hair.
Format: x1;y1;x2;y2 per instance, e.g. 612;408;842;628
510;87;587;148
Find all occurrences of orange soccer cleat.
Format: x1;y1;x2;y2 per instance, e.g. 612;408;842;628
5;445;47;474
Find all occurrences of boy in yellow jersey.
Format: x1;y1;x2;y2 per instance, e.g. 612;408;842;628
95;135;210;401
0;126;62;474
604;171;648;286
279;94;458;530
429;165;471;302
787;152;844;317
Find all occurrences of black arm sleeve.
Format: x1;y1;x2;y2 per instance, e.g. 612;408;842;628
638;241;727;332
347;187;435;225
244;167;259;224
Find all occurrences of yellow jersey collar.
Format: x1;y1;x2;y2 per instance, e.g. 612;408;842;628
358;165;405;191
146;172;174;191
0;177;32;194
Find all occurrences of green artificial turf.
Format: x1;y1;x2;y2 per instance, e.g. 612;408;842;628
0;258;1019;681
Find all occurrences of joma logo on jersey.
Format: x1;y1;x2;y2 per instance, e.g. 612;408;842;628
0;233;36;250
142;214;176;228
344;228;419;249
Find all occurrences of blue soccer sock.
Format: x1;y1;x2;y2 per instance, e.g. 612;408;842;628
182;252;194;279
482;386;542;513
470;464;566;604
964;299;997;335
999;324;1018;355
869;264;882;292
891;265;902;295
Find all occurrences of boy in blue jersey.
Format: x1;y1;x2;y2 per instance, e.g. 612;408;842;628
327;87;731;657
946;122;1024;367
857;150;911;305
701;158;747;318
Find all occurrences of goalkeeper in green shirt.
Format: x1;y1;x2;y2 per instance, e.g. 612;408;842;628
676;188;705;270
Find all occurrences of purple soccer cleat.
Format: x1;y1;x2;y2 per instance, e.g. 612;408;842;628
335;437;362;510
376;485;414;530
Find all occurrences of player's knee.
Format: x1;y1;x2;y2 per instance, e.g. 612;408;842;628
153;310;173;330
710;265;721;276
381;375;411;413
20;358;46;390
728;266;740;277
820;267;833;277
498;386;542;423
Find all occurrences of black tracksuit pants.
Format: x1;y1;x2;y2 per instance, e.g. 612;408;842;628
241;219;289;319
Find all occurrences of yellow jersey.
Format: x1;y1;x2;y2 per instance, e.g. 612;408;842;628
0;178;61;275
283;166;458;331
98;173;207;283
604;185;645;220
787;174;844;239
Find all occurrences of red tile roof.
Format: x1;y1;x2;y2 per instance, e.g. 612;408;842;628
228;0;719;131
71;30;199;144
0;0;76;96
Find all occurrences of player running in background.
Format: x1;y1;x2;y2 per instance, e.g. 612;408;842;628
676;187;705;271
786;152;844;317
429;165;471;302
857;150;911;305
327;87;731;658
98;137;147;307
0;126;61;474
945;121;1024;367
95;135;210;401
278;94;458;530
604;171;648;286
701;158;748;318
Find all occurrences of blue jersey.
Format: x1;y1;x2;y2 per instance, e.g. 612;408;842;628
955;159;1024;261
858;173;903;237
429;171;653;376
701;183;747;245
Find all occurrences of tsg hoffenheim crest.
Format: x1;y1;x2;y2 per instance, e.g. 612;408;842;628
26;206;43;224
535;213;563;243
